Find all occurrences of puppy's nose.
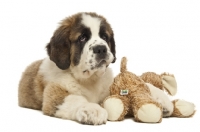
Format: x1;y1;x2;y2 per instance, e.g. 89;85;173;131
93;45;107;55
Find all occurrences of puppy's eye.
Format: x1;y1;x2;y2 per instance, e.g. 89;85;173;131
79;34;87;42
101;34;108;41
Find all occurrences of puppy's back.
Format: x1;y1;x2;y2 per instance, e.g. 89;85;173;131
18;60;43;110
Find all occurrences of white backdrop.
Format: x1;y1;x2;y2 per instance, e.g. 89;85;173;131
0;0;199;131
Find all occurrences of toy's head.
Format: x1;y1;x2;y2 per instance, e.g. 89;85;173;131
140;72;177;96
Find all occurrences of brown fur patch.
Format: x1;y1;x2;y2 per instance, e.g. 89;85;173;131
70;44;78;67
42;83;69;116
34;74;46;102
46;24;71;70
46;13;83;70
18;60;43;110
18;60;69;116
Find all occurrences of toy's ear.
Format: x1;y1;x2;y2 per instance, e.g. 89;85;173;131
161;73;177;96
46;25;71;70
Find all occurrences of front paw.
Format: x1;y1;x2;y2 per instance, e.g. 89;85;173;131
76;103;108;125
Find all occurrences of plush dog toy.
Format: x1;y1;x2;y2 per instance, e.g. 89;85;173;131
103;57;195;123
140;72;195;118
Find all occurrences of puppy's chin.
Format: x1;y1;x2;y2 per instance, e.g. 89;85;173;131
83;63;107;78
94;63;107;77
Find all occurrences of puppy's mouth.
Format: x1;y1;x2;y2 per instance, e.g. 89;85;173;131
96;60;107;67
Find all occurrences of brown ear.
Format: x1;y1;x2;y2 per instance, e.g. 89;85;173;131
46;26;71;70
110;33;116;63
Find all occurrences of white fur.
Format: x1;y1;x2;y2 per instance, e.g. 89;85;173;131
55;95;108;125
81;13;101;38
146;83;174;117
39;57;113;103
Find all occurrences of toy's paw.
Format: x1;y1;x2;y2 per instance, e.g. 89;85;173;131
103;97;125;121
172;100;195;117
76;103;108;125
137;104;162;123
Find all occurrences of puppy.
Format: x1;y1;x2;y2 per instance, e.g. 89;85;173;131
18;12;116;125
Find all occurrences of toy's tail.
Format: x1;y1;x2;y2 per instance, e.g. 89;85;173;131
120;57;127;73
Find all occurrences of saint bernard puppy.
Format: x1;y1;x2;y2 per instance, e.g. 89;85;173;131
18;12;116;125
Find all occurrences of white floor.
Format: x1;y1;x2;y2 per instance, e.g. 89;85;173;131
1;0;199;131
1;105;199;132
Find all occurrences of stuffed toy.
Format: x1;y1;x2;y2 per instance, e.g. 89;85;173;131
103;57;195;123
140;72;195;118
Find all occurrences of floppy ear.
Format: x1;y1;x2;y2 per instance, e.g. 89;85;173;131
110;33;116;63
46;26;71;70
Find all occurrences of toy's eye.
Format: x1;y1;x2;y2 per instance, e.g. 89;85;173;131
79;34;87;42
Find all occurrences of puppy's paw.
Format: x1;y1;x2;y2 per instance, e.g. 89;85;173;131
76;103;108;125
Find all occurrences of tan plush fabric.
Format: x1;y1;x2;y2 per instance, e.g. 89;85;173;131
161;73;177;95
104;57;195;122
171;100;196;118
140;72;163;90
103;95;130;121
105;57;162;122
140;72;177;95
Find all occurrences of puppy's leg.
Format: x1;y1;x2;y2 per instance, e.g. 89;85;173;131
42;84;107;125
55;95;108;125
146;83;174;117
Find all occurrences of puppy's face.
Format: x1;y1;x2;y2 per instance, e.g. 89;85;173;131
46;12;116;79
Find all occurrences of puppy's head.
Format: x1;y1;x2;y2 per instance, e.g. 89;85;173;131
46;12;116;79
